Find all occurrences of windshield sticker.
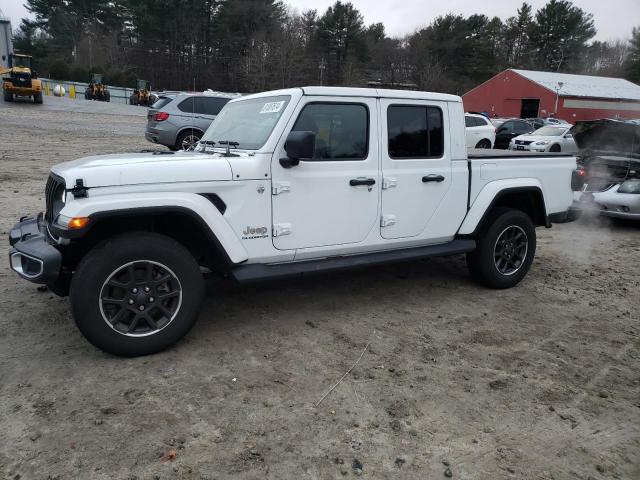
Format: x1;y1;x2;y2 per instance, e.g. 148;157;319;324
259;101;285;114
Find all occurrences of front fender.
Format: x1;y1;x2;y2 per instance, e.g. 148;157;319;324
458;178;544;235
58;192;249;264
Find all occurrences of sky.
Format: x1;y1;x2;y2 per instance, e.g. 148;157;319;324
1;0;638;42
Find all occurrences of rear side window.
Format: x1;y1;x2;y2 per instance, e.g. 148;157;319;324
292;103;368;160
388;105;444;158
152;96;173;110
465;116;474;127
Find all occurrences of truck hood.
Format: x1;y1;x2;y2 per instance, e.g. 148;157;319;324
571;120;640;158
51;151;234;188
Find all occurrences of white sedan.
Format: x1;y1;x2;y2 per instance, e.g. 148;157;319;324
593;179;640;220
509;125;578;153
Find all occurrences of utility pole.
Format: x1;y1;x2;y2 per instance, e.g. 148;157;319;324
318;58;326;86
554;81;564;116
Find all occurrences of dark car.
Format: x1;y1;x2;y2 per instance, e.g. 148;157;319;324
494;119;536;149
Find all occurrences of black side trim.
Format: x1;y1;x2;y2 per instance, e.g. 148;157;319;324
52;206;235;266
461;186;548;237
231;239;476;284
199;193;226;214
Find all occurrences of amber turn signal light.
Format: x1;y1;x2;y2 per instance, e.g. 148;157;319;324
68;217;90;229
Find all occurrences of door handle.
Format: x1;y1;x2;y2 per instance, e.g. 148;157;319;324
422;174;445;183
349;178;376;187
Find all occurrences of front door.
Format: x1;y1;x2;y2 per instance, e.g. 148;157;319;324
379;99;452;240
271;98;380;251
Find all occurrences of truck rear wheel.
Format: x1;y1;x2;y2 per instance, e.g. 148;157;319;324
70;232;205;356
466;207;536;289
34;92;43;104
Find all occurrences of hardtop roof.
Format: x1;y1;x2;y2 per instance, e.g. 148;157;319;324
233;86;461;103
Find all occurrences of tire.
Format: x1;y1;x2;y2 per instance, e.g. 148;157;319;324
34;92;43;104
175;130;202;150
549;144;561;152
475;139;492;149
4;90;13;102
466;207;536;289
70;232;205;356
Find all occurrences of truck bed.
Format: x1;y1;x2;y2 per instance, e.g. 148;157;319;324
467;149;577;217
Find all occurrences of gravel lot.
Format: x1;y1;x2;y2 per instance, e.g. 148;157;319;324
1;96;639;480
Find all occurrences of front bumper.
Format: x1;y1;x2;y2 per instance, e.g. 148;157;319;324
9;214;62;284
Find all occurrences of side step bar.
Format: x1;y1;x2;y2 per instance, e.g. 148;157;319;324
231;239;476;284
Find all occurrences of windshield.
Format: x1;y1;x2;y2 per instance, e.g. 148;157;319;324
201;95;291;150
618;179;640;194
533;126;567;136
11;56;31;68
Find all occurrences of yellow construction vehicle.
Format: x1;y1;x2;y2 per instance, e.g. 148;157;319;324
84;73;110;101
129;79;156;106
1;53;43;103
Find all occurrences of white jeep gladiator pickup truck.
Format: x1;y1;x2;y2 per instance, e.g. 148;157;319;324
9;87;575;356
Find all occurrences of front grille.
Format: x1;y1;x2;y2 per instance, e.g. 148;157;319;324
515;140;533;145
45;174;66;222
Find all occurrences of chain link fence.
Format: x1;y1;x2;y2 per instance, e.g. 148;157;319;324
40;78;140;104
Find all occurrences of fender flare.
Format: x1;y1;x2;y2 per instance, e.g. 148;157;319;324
458;178;546;235
56;192;249;264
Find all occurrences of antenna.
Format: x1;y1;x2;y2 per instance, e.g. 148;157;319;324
190;77;195;150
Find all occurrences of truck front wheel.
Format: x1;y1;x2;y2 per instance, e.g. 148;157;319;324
466;208;536;289
70;232;205;356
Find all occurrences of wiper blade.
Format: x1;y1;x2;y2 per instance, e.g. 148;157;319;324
218;140;240;157
195;139;217;154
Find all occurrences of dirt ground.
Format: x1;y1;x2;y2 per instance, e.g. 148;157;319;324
0;96;639;480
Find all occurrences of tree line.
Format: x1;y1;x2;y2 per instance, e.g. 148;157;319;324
13;0;640;94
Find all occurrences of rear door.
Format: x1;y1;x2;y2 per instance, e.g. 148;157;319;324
379;99;452;240
271;97;380;250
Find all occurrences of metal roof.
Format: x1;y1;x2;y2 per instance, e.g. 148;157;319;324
512;69;640;101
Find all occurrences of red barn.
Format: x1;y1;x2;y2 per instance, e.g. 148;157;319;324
462;69;640;122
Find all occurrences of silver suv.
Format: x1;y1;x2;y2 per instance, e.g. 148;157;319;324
145;92;239;150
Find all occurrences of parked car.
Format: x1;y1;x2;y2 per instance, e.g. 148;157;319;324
465;113;495;149
509;125;577;153
145;92;240;151
591;179;640;220
494;119;536;149
9;86;576;356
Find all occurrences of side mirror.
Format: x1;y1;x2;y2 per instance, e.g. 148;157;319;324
564;133;572;139
280;131;315;168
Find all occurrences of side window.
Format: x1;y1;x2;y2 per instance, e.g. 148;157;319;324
291;103;368;160
202;97;230;116
515;121;531;133
477;116;488;126
177;97;195;113
388;105;444;158
500;121;514;133
465;116;474;128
